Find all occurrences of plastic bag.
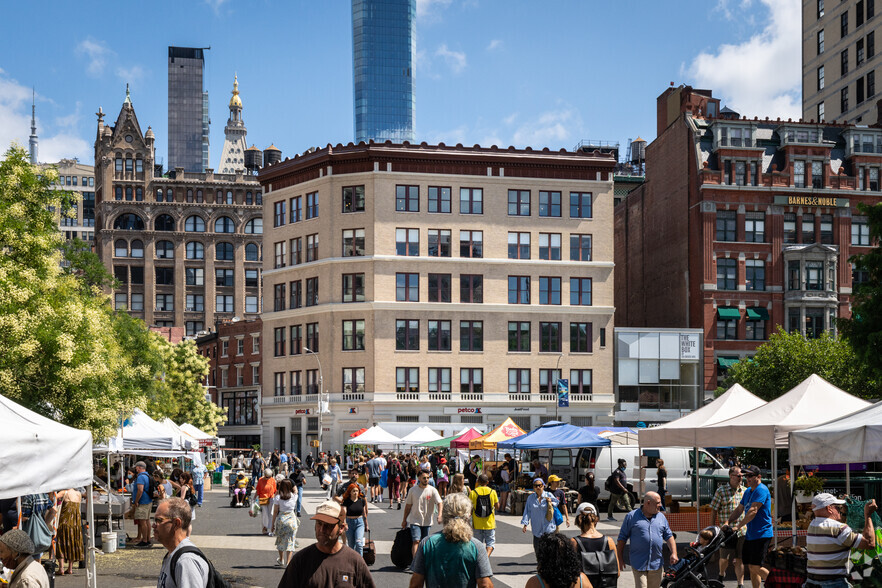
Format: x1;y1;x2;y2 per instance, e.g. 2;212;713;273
249;502;261;518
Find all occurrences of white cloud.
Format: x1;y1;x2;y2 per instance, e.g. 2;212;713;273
116;65;145;83
512;107;583;149
486;39;502;51
685;0;801;120
435;44;467;74
41;134;91;164
76;38;111;77
716;0;754;21
204;0;229;15
417;0;452;22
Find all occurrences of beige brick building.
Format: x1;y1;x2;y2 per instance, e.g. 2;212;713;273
45;159;96;243
258;142;616;456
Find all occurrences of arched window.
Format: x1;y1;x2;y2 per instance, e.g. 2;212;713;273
114;239;128;257
115;156;122;172
245;243;260;261
135;188;143;201
155;214;175;231
130;240;144;258
166;188;174;202
196;189;203;203
215;216;235;233
125;157;133;172
187;189;193;203
246;191;253;205
226;190;233;204
186;241;204;260
216;190;223;204
115;187;123;201
156;188;163;202
125;187;133;201
244;218;262;234
185;216;206;232
216;242;234;261
113;213;144;230
156;240;174;259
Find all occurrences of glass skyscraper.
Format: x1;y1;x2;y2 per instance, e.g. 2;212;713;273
352;0;415;144
168;47;208;172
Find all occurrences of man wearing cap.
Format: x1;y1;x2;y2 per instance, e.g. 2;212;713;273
132;460;153;547
725;465;773;588
277;499;375;588
711;466;745;587
616;492;677;588
805;493;876;587
0;529;49;587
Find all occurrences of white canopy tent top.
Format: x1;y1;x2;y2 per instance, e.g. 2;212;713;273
180;423;214;440
694;374;871;449
96;408;180;452
160;417;198;450
638;383;767;448
347;425;402;445
790;400;882;465
400;426;443;446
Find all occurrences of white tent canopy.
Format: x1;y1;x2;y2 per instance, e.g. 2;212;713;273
0;394;93;499
400;426;443;446
180;423;214;440
790;400;882;464
160;417;198;450
694;374;871;449
638;383;767;447
97;408;180;452
347;425;402;445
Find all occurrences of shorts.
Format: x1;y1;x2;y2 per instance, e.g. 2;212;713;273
499;482;511;492
741;537;771;566
409;524;430;543
720;534;745;560
368;476;380;486
134;503;151;521
474;528;496;548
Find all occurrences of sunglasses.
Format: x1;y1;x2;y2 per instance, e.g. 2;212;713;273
744;473;757;478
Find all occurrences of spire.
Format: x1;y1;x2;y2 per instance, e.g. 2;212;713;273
218;74;247;173
124;83;132;105
28;88;38;164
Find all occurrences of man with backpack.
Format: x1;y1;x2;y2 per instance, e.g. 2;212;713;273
130;461;153;548
156;497;228;588
469;474;499;556
606;459;632;521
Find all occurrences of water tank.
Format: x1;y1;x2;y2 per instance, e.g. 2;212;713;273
263;144;282;167
244;145;263;172
630;137;647;164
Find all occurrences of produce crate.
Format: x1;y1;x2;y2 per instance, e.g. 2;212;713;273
664;511;714;533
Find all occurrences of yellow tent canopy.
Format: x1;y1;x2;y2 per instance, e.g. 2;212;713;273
468;418;526;451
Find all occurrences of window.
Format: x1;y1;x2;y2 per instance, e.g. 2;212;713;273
113;213;144;230
273;201;286;227
290;237;302;265
508;321;531;352
396;367;419;395
215;216;235;233
343;368;365;396
245;296;258;313
717;258;736;290
508;276;530;304
342;273;365;303
130;266;144;284
216;295;234;312
396;228;419;256
508;232;530;259
870;32;876;60
273;372;285;396
716;211;737;241
540;322;561;352
115;186;123;201
852;216;871;245
125;157;133;172
460;321;483;351
114;293;127;310
306;370;319;395
186;268;204;286
396;185;419;212
539;233;562;260
273;283;287;311
806;260;824;290
789;261;802;290
306;191;318;219
290;196;302;223
842;87;849;114
859;0;866;26
274;327;286;356
460;274;483;303
428;273;451;302
818;101;826;122
842;10;849;37
131;293;144;311
222;341;229;357
244;218;262;234
539;277;561;305
570;234;592;261
274;241;287;269
784;213;797;243
859;38;866;66
306;234;319;262
570;192;592;218
539;191;561;217
216;242;234;261
396;319;419;351
428;229;451;257
571;370;592;395
185;216;205;232
428;186;451;213
184;241;202;259
214;269;233;287
186;321;204;337
570;277;592;305
245;269;258;287
820;214;834;244
305;322;319;352
745;212;765;242
290;325;302;355
289;280;302;309
570;322;592;353
245;191;252;205
870;0;876;20
114;266;127;284
342;320;365;351
155;214;175;232
253;336;260;354
871;168;880;190
342;186;365;213
306;277;318;306
745;260;765;291
716;315;737;340
539;369;561;396
508;189;530;216
746;316;766;341
509;369;530;396
428;368;451;397
427;320;451;351
460;368;483;395
734;161;747;185
870;71;876;99
460;188;483;214
859;77;866;104
396;273;419;301
803;213;816;243
286;370;300;395
155;267;174;285
818;65;825;91
460;230;483;258
343;229;365;256
115;157;122;172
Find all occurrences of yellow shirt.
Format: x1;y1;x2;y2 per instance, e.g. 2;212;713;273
469;486;498;530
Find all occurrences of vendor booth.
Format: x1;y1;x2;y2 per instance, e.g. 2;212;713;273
468;418;526;451
347;425;402;446
400;426;443;446
497;420;611;450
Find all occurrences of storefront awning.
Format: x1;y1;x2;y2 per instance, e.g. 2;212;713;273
746;307;770;321
717;307;741;320
717;356;741;369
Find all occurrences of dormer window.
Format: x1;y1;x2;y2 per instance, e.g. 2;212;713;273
782;128;821;144
852;133;882;153
714;123;755;150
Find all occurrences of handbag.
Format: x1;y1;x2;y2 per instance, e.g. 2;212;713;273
380;469;388;489
575;536;619;588
188;493;198;507
362;529;376;566
23;512;53;555
553;505;564;526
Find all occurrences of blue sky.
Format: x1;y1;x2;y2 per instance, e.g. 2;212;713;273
0;0;800;166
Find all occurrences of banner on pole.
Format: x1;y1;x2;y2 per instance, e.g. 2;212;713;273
557;379;569;408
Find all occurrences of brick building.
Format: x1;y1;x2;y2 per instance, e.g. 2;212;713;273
616;85;879;397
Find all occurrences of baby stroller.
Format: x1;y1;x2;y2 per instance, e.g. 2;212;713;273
662;526;732;588
229;474;253;508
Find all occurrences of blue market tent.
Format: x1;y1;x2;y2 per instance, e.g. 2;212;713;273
497;421;611;450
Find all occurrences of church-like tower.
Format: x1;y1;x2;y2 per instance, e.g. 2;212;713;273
29;89;39;164
217;75;248;174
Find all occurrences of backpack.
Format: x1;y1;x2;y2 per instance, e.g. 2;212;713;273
391;528;414;569
474;489;493;519
604;474;618;493
169;545;231;588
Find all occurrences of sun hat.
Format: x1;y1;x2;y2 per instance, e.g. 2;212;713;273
311;500;344;525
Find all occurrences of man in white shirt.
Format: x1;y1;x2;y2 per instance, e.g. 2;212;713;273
401;470;442;558
805;493;876;587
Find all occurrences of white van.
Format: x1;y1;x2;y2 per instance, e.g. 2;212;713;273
539;445;727;504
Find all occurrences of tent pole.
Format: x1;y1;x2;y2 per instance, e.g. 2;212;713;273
107;452;112;532
86;486;97;588
846;465;851;496
694;447;700;534
771;446;778;548
790;462;796;546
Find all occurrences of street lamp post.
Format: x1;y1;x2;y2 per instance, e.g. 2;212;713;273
304;347;323;457
555;353;563;420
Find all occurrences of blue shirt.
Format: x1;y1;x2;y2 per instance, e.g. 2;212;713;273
191;464;206;485
280;453;288;463
520;492;559;538
617;508;673;571
135;472;152;504
329;465;342;482
740;483;773;540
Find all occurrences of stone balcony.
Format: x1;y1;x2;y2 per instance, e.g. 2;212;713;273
261;392;615;407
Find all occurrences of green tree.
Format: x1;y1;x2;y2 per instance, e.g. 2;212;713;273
839;202;882;383
719;327;880;401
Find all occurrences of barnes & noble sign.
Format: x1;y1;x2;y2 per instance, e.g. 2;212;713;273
774;195;849;207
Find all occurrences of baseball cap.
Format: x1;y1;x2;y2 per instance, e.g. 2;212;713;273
812;492;846;511
742;465;761;477
576;502;597;517
548;474;562;483
311;500;344;525
134;461;147;469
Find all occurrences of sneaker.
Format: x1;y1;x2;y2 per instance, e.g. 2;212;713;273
135;541;151;548
276;558;283;566
398;502;402;510
606;516;617;521
268;532;274;537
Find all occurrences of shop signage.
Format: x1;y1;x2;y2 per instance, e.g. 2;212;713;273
348;407;358;414
774;195;849;208
293;408;311;415
679;334;700;360
443;406;546;415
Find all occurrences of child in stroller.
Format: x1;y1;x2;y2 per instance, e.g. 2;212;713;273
662;526;732;588
230;472;253;507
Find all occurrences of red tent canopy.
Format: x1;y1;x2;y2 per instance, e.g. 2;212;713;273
349;428;368;438
450;428;483;449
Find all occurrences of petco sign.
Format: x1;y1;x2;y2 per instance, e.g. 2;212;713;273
457;408;482;414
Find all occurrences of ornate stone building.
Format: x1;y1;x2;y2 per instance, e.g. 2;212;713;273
94;87;263;335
